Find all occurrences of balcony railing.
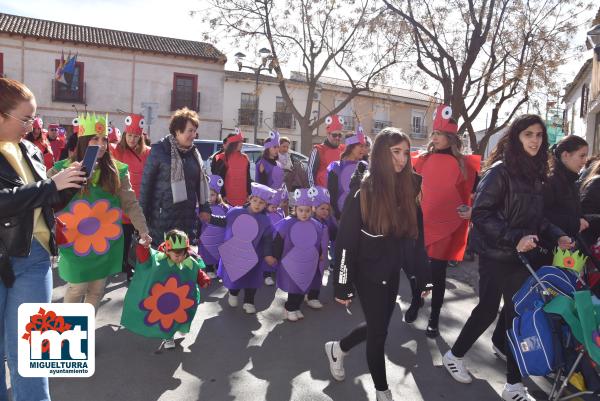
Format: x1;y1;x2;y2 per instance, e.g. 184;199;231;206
372;120;392;134
273;111;295;129
52;79;86;103
238;108;263;127
171;91;200;112
410;124;428;139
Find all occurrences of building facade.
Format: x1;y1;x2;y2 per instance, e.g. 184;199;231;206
0;13;226;143
315;77;436;149
223;70;309;150
563;59;592;141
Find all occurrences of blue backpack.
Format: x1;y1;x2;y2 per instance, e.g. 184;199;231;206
513;266;578;316
508;305;558;377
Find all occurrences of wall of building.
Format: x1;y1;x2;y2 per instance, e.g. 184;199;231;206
0;35;225;143
564;67;592;141
318;88;434;148
223;76;307;150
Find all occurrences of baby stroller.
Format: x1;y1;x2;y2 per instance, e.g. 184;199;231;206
508;238;600;401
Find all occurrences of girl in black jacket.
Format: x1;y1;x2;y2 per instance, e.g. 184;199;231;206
442;115;572;401
579;159;600;249
543;135;589;261
325;128;424;401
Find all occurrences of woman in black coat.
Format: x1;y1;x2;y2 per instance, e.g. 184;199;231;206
325;128;425;401
543;135;589;259
139;108;211;247
580;159;600;249
0;78;85;401
442;114;572;401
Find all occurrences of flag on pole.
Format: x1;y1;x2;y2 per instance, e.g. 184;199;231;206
55;50;66;82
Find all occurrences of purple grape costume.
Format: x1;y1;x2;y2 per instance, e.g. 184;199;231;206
255;131;284;189
198;175;229;265
261;185;288;274
274;188;327;294
217;183;276;289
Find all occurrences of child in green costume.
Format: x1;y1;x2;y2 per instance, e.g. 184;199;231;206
121;229;211;349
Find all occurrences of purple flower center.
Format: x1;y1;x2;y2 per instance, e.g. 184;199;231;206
77;217;100;236
156;292;180;315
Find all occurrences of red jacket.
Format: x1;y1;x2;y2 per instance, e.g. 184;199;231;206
49;137;66;162
309;142;345;187
111;145;151;198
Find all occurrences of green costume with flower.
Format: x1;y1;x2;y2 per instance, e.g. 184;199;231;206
120;242;205;339
54;113;129;284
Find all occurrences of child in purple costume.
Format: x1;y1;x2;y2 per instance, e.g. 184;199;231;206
199;175;230;278
255;131;284;190
263;185;288;286
273;187;327;322
213;182;278;314
327;127;368;220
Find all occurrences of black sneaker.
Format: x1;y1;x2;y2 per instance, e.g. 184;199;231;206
425;317;439;338
404;297;424;324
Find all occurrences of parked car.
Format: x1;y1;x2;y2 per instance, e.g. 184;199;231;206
193;139;308;181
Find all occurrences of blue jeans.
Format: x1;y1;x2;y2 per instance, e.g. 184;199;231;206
0;239;52;401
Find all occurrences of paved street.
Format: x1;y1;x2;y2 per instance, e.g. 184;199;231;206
49;259;552;401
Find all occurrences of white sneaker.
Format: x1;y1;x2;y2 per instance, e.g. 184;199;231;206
501;383;535;401
306;298;323;309
228;293;238;307
242;303;256;314
163;339;176;349
376;389;395;401
207;271;217;279
264;276;275;286
324;341;346;381
493;344;507;362
442;350;472;384
296;310;304;319
286;310;299;322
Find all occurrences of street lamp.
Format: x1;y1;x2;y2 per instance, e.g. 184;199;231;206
588;24;600;59
235;48;274;144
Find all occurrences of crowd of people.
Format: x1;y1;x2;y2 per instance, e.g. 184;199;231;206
1;76;600;401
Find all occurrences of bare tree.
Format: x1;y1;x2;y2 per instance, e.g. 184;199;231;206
382;0;591;154
196;0;405;155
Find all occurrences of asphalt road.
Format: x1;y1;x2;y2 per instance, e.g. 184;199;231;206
47;258;553;401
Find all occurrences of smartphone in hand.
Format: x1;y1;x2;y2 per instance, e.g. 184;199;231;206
81;145;100;179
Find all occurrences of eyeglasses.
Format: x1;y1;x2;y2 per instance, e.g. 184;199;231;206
2;112;35;128
331;133;343;138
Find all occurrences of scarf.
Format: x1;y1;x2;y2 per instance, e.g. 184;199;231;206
167;135;210;205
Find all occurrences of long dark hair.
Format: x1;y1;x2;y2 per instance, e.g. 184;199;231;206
485;114;549;182
261;137;279;160
71;135;120;195
549;135;588;173
581;159;600;193
359;128;417;239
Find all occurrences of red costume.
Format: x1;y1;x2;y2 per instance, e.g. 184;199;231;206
412;105;480;261
215;128;249;206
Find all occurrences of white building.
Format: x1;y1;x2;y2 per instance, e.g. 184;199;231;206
223;70;308;150
0;12;226;143
563;58;593;142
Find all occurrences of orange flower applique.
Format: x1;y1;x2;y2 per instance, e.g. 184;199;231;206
141;276;196;332
563;256;576;269
57;199;122;256
95;122;105;135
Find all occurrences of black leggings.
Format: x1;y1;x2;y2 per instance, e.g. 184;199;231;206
451;257;529;384
429;258;448;322
339;272;400;392
229;288;257;304
122;223;135;277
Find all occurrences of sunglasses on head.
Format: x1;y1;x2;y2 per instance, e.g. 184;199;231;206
331;133;343;138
